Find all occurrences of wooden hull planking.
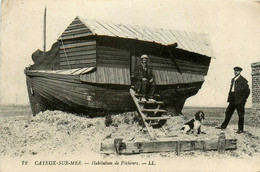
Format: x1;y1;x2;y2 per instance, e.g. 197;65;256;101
25;71;203;116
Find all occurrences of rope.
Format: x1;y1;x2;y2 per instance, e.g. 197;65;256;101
60;38;72;71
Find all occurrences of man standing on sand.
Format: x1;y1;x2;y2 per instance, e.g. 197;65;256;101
134;54;156;102
216;67;250;133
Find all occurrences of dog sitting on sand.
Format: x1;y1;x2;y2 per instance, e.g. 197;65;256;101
181;111;205;135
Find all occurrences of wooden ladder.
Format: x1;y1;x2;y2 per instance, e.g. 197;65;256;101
130;88;171;140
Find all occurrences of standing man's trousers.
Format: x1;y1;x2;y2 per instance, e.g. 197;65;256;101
221;102;245;131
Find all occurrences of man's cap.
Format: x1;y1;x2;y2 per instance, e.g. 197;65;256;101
141;54;149;59
234;66;243;71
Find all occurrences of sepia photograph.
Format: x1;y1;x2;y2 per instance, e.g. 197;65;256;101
0;0;260;171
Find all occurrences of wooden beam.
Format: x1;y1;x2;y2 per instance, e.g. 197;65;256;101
100;138;237;155
58;33;93;40
61;30;92;37
63;28;91;34
60;59;96;66
59;45;96;53
144;116;170;120
60;50;96;58
60;63;96;69
60;55;96;62
218;132;226;154
25;70;80;80
65;23;86;30
59;41;96;49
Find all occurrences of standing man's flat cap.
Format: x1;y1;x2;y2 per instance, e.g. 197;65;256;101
234;66;243;71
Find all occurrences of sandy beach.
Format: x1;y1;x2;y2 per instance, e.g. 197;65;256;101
1;106;260;171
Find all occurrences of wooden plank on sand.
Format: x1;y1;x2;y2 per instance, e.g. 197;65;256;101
100;138;237;155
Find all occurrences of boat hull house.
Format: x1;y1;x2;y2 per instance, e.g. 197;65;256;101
25;17;213;116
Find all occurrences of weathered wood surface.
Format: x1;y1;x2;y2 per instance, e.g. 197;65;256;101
59;45;96;53
144;116;170;120
58;18;93;40
96;45;130;68
80;66;131;85
129;88;170;140
100;138;237;155
59;41;95;50
26;73;137;115
141;109;167;113
60;59;95;66
59;40;96;47
64;24;86;31
26;68;202;116
32;79;91;107
60;50;96;58
26;76;48;115
150;55;209;75
62;28;91;35
130;89;157;139
60;33;93;40
153;70;204;85
25;70;81;81
78;66;205;86
218;132;226;154
60;63;96;69
138;100;164;104
60;55;96;62
59;39;97;69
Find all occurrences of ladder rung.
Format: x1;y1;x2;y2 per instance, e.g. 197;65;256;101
134;94;144;97
134;94;160;98
156;134;178;138
142;109;167;113
144;116;170;120
138;100;164;104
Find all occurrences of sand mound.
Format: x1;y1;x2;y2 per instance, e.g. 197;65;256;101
1;110;260;158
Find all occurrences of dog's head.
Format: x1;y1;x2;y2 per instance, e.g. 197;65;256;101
194;111;205;121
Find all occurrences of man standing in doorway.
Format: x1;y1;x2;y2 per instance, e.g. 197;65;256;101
134;54;156;102
216;67;250;133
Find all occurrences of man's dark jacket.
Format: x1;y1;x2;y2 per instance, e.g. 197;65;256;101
134;64;155;81
227;75;250;104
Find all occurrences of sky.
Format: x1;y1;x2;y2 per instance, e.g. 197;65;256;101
0;0;260;108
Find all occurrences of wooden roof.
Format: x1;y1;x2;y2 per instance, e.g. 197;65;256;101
59;17;213;58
